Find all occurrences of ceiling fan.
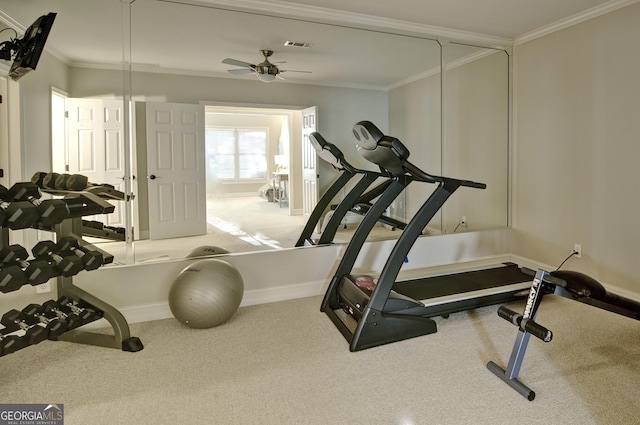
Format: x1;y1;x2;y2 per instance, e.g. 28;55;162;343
222;49;311;82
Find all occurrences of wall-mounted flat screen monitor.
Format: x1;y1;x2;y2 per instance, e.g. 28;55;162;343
9;12;56;81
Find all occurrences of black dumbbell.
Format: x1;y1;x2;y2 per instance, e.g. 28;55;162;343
44;173;78;190
1;309;48;346
32;241;84;277
58;297;100;324
30;172;48;188
52;174;70;190
41;173;61;190
57;236;104;271
55;174;97;191
7;182;70;226
64;174;90;190
0;244;58;287
0;263;27;293
55;174;109;192
22;304;68;338
0;243;29;293
0;185;40;230
0;333;23;356
42;300;83;330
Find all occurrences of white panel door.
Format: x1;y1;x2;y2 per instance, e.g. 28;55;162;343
301;106;318;217
67;98;125;226
146;102;206;240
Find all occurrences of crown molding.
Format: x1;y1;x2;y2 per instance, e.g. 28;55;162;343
514;0;640;45
176;0;640;48
163;0;511;49
0;10;23;32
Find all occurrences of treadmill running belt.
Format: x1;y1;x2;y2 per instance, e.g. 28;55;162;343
394;263;531;301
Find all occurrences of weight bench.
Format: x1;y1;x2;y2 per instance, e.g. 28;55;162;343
487;267;640;400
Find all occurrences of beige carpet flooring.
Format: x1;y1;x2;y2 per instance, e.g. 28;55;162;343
2;294;639;424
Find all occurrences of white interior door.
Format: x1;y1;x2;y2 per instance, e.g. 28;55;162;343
67;98;125;226
301;106;318;217
146;102;206;240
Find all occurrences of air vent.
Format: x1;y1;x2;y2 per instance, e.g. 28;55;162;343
284;40;312;48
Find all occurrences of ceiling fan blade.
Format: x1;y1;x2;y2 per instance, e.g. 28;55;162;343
227;68;254;75
280;70;312;74
222;58;255;68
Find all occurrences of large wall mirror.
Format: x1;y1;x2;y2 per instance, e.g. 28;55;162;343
0;0;509;264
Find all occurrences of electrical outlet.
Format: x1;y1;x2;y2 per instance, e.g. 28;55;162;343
574;243;582;258
36;282;52;294
460;216;467;227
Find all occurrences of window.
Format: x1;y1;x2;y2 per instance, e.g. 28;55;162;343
206;128;268;181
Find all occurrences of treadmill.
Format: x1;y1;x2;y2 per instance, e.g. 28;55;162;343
295;132;405;247
321;121;531;351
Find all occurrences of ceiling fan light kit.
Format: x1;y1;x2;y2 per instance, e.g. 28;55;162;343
257;73;276;82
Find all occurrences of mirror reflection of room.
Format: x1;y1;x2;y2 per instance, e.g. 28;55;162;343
1;0;510;265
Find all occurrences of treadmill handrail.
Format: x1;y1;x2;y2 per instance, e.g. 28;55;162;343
403;161;486;189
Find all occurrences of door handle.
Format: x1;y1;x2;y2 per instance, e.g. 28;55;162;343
149;174;157;180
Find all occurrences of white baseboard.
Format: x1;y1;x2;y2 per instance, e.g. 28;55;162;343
81;280;327;329
240;280;325;307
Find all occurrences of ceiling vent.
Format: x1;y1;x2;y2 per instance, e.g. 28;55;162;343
284;41;312;48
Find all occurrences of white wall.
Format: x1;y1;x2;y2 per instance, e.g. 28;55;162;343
443;51;510;232
512;2;640;295
388;49;510;234
389;71;442;225
13;51;69;181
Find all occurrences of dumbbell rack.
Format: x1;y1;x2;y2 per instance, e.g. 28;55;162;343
1;188;143;356
44;184;128;241
52;215;142;352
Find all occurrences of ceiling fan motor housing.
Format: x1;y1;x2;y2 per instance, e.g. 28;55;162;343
257;50;279;76
256;63;280;76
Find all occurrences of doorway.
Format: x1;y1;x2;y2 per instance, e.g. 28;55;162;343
203;105;305;251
